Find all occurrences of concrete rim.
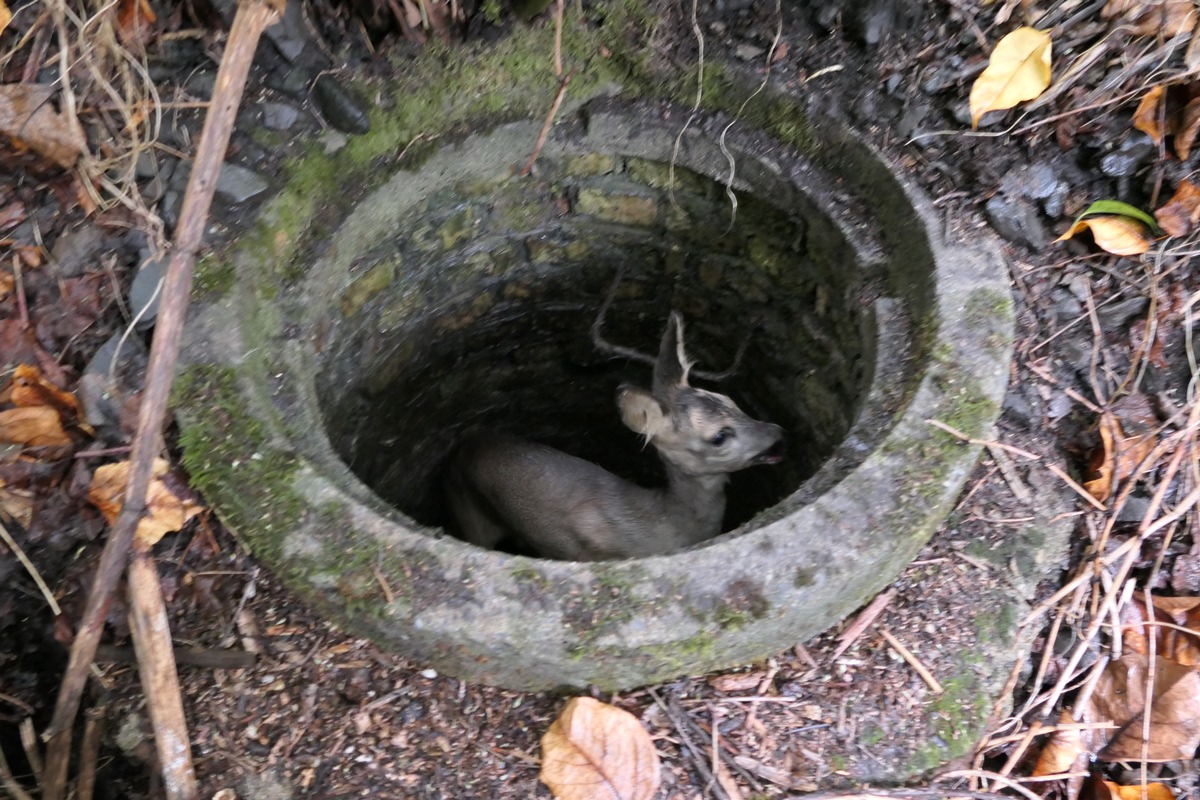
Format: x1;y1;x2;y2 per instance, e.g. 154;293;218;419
178;97;1013;691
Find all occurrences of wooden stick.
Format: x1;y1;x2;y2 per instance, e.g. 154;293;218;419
128;550;197;799
40;2;283;797
75;709;104;800
831;588;894;661
879;628;944;694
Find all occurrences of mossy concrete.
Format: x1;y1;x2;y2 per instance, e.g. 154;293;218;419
174;10;1029;710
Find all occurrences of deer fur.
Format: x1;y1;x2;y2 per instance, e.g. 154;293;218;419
443;312;784;561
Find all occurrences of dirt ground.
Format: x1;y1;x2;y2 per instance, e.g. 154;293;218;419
2;1;1200;798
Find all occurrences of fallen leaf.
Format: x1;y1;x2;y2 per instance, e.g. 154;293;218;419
1074;199;1161;230
1084;403;1159;502
0;0;10;36
0;84;87;169
8;364;81;417
1176;97;1200;160
87;459;204;547
1101;781;1175;800
1083;653;1200;762
0;478;34;528
970;26;1053;128
115;0;156;49
1132;86;1171;146
0;406;71;447
1032;710;1089;776
1103;0;1197;37
1122;592;1200;666
540;697;660;800
1057;215;1154;256
1155;179;1200;237
708;670;768;693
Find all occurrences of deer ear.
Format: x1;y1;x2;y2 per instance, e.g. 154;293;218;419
653;311;693;395
618;385;670;440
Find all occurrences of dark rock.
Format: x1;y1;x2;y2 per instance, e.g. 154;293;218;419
312;73;370;135
264;0;309;63
1097;296;1149;330
78;332;149;445
1100;133;1155;177
129;257;166;329
1002;392;1034;428
266;65;313;99
50;225;105;277
261;101;301;131
985;194;1048;249
216;163;270;204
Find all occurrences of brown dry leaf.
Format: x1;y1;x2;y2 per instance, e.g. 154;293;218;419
1155;179;1200;236
1132;86;1171;146
115;0;156;49
0;406;71;447
1057;215;1153;256
1103;0;1198;37
0;479;34;528
1084;405;1159;502
0;84;86;169
8;363;81;416
1032;710;1089;776
1082;652;1200;762
1175;97;1200;160
0;271;12;302
708;670;768;693
540;697;661;800
0;0;10;35
1101;782;1176;800
88;459;204;548
1122;593;1200;666
970;26;1053;128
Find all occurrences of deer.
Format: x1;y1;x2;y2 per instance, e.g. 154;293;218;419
443;275;785;561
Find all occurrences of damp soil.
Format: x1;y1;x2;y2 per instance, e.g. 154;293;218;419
2;1;1198;797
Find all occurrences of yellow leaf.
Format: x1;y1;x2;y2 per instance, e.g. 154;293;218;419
0;1;11;36
970;26;1053;128
1103;782;1176;800
0;406;71;447
1055;215;1153;255
87;459;204;547
540;697;660;800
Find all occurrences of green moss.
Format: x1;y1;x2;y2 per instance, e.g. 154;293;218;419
640;629;718;668
175;365;304;562
338;260;397;316
906;672;991;775
193;253;235;297
860;723;886;746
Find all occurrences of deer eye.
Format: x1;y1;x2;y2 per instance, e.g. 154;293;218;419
710;428;734;446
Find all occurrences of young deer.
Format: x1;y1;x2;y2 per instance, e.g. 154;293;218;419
444;311;784;561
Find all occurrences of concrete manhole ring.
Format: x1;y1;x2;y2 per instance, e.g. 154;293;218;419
178;97;1013;691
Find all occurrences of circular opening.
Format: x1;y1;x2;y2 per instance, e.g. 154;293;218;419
314;153;877;552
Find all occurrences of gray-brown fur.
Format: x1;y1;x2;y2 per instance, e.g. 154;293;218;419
444;313;784;561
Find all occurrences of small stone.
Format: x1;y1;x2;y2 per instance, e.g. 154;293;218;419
1096;296;1149;330
50;225;107;277
78;331;148;444
129;257;166;329
419;668;437;679
735;43;765;61
399;701;425;725
215;163;269;204
322;130;348;155
984;194;1048;250
263;0;308;62
261;101;300;131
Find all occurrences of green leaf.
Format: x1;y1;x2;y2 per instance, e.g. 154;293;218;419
1076;200;1162;234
